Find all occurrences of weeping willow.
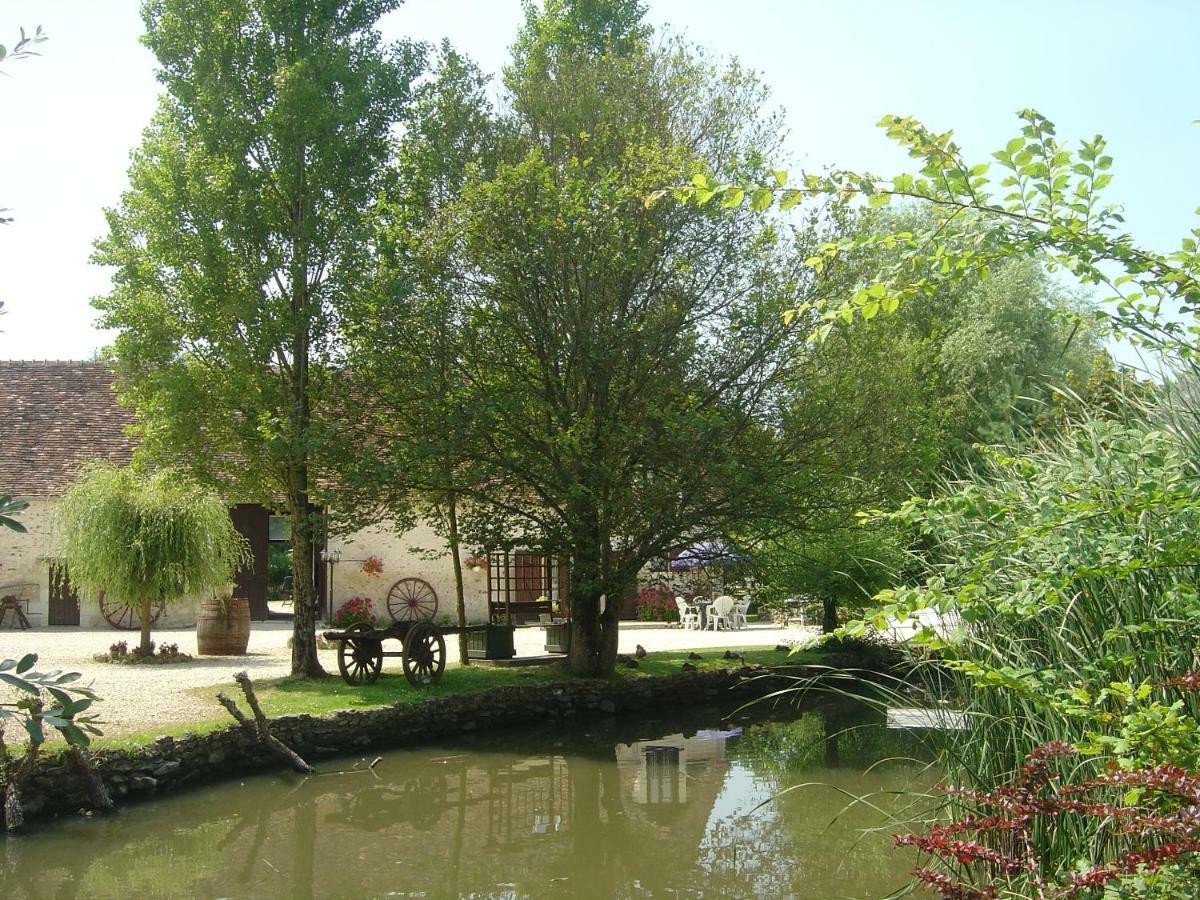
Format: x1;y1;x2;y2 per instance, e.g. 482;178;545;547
56;464;250;653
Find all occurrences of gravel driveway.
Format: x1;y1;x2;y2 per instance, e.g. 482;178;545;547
0;621;810;737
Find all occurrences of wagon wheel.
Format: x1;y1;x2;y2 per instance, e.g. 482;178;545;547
386;577;438;623
99;591;165;631
337;622;383;685
402;622;446;687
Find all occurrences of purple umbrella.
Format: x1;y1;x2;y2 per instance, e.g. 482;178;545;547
669;541;746;570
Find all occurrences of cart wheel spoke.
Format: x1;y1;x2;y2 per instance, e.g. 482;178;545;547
402;623;446;687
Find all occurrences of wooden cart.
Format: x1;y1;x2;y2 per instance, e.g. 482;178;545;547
323;620;478;687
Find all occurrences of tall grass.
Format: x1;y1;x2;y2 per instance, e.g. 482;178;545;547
846;394;1200;886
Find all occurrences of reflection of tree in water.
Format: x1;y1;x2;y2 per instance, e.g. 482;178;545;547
0;706;936;899
692;705;937;898
326;773;449;832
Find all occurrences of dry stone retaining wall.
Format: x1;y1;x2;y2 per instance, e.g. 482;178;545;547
15;665;815;825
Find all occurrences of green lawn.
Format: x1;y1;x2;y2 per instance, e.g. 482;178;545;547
92;644;816;751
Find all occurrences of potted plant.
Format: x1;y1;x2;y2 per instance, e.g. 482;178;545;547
196;584;252;655
466;619;516;659
544;597;570;654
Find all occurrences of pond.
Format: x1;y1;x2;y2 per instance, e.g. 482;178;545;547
1;701;937;899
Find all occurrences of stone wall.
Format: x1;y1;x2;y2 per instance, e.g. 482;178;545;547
14;666;807;825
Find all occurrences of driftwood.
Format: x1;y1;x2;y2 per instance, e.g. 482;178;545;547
217;671;312;775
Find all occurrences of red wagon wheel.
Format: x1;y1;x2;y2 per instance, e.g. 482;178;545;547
99;591;165;631
385;577;438;622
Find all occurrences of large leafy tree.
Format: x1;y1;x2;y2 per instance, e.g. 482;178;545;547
335;41;496;665
57;465;250;655
93;0;421;676
361;0;838;676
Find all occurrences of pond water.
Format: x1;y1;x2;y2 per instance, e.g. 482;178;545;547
1;701;936;899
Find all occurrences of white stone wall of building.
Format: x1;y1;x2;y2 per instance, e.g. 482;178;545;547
0;497;199;629
326;520;490;625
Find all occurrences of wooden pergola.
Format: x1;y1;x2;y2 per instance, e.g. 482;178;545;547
485;550;570;624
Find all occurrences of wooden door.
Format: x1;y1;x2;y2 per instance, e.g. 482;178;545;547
513;552;546;604
48;563;80;626
230;504;270;621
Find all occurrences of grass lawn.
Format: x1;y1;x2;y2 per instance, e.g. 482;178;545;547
92;644;818;751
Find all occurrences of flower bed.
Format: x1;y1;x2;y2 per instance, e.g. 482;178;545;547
93;641;194;665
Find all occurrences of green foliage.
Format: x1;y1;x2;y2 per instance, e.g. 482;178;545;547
665;109;1200;364
0;653;101;748
56;464;250;651
93;0;422;675
343;1;857;676
852;415;1200;877
0;494;28;533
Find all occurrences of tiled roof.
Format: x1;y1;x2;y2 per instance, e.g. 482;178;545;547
0;361;136;496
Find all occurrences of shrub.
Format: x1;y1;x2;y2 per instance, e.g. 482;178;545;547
634;585;678;622
333;596;377;628
899;742;1200;898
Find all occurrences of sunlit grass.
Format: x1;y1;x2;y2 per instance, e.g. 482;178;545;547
86;644;818;750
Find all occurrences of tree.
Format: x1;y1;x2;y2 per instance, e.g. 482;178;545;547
335;41;495;666
360;0;839;677
56;464;250;655
93;0;421;676
662;109;1199;361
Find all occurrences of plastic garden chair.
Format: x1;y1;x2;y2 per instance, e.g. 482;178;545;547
707;595;735;631
731;596;751;630
676;596;700;630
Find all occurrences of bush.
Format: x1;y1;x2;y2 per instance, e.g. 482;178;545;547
332;596;378;628
634;585;678;622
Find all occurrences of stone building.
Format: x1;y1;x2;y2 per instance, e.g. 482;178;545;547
0;360;566;630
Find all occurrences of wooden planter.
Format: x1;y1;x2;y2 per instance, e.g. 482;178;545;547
467;624;516;660
196;596;251;655
544;621;571;655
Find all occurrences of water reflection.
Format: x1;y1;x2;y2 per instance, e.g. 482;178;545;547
0;704;933;899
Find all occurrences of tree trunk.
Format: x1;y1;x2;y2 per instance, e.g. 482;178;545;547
288;491;324;677
446;495;469;666
567;587;620;676
822;596;838;634
138;594;153;656
286;132;323;678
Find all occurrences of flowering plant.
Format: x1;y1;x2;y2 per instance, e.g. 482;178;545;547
359;555;383;577
634;584;677;622
463;554;488;571
333;596;377;628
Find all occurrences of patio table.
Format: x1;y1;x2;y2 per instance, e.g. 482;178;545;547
690;597;713;630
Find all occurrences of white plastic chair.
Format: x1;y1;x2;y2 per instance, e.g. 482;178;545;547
707;595;735;631
731;595;751;630
675;596;700;630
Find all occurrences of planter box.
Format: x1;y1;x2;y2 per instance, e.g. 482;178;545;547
545;621;571;655
467;624;516;660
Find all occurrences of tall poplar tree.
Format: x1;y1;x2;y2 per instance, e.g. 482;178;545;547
93;0;421;676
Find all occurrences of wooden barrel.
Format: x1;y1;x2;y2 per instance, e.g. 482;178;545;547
196;595;251;655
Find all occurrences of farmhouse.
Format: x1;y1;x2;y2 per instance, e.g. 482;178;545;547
0;360;567;631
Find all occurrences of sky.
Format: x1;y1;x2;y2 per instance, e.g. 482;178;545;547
1;0;1198;361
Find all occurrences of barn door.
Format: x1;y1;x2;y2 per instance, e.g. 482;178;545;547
48;563;81;626
230;504;270;621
